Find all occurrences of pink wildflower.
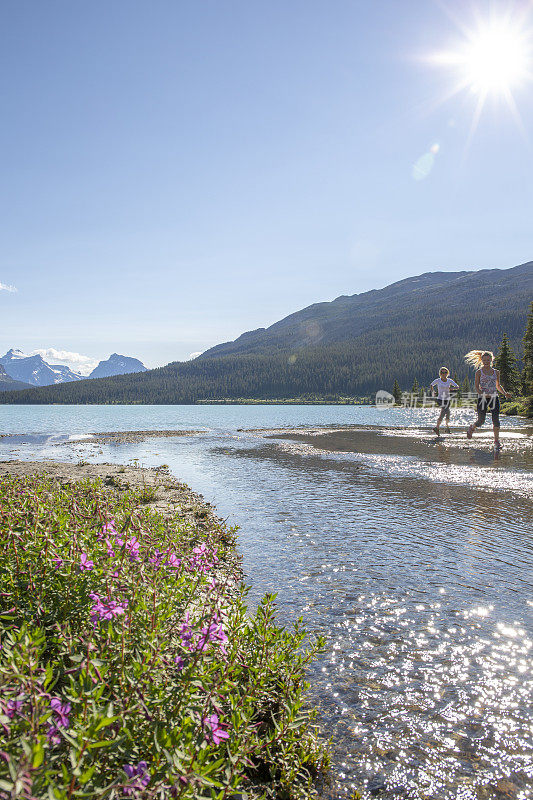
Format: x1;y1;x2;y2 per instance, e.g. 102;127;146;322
50;698;71;727
196;621;228;655
79;553;94;571
123;761;150;794
126;537;141;561
101;520;117;535
47;697;71;745
148;549;163;567
89;593;128;626
165;552;181;570
6;698;24;719
52;557;63;569
178;614;193;648
202;714;230;745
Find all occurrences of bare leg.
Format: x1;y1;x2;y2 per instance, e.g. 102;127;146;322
468;402;486;439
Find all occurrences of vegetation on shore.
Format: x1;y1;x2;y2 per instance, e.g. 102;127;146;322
0;472;328;799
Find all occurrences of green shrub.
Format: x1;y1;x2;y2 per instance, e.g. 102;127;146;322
501;399;528;416
0;475;328;799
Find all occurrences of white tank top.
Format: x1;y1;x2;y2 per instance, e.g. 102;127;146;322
479;367;497;395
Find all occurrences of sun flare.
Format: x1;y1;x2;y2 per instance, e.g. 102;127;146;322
461;21;530;95
428;9;533;140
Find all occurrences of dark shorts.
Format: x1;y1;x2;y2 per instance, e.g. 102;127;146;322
475;395;500;428
437;397;451;411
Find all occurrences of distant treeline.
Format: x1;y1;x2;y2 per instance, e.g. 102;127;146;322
0;325;527;405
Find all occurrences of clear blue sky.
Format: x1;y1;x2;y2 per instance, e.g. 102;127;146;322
1;0;533;369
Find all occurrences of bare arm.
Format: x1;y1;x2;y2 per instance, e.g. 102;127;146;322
474;370;481;394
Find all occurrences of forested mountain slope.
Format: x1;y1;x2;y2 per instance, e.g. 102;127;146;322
1;263;531;404
201;263;532;357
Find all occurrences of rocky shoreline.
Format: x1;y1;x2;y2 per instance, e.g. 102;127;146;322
0;459;217;526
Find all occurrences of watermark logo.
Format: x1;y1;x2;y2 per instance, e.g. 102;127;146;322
375;390;395;406
375;390;479;408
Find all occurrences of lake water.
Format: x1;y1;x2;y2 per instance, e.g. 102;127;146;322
1;405;532;800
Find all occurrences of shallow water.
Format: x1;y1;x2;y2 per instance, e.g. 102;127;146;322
0;405;532;799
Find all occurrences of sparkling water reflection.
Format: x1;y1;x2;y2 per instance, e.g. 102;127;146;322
0;405;531;799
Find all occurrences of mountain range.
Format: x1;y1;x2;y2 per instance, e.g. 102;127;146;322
0;350;147;388
1;260;531;404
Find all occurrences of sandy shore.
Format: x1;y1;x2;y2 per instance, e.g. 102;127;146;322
265;424;533;471
0;459;219;526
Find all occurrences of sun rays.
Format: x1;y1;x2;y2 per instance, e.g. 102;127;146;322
427;3;533;142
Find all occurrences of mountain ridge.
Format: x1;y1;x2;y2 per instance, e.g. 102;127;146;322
89;353;147;379
201;263;532;358
1;261;531;404
0;350;82;386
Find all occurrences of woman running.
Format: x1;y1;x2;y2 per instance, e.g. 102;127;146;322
430;367;458;435
465;350;512;449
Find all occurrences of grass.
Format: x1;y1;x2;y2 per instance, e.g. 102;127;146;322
0;473;328;799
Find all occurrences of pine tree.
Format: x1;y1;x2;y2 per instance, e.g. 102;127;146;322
494;332;521;394
392;380;402;404
411;377;419;394
462;375;471;394
523;301;533;397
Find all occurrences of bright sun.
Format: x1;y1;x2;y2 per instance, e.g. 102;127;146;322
461;22;530;95
428;10;533;140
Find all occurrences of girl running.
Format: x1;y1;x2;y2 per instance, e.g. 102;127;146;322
465;350;512;450
430;367;458;435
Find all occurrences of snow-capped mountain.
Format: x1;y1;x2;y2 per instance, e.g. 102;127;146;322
0;363;30;392
89;353;147;379
0;349;82;386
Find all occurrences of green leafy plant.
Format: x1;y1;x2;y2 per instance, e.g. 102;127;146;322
0;474;328;799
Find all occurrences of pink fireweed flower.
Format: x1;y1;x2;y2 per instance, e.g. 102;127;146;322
89;592;128;626
101;520;117;536
174;655;185;671
123;761;150;794
148;548;163;566
126;537;141;561
196;621;228;655
50;698;71;728
105;538;116;557
165;552;181;570
6;698;25;719
47;725;62;746
202;714;230;745
47;697;71;744
52;557;63;570
178;614;193;648
79;553;94;571
99;520;117;541
190;544;218;573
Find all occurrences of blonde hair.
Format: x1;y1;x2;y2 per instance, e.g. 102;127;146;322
465;350;494;369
